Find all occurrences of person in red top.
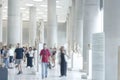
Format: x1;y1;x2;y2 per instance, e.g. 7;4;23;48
40;43;51;79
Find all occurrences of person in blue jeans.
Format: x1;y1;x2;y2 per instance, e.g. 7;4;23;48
2;46;9;68
40;43;51;79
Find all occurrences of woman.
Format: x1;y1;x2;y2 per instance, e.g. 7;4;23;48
24;47;29;67
33;48;37;66
2;46;9;68
51;48;57;67
27;47;34;68
58;46;68;77
8;45;14;68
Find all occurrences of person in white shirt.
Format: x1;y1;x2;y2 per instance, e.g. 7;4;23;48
27;47;34;68
8;45;15;68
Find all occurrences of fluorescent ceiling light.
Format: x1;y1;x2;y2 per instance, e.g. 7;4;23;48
38;12;44;14
3;10;6;12
40;5;47;7
33;0;43;2
4;7;8;9
20;8;26;10
56;1;60;3
3;17;7;20
26;3;34;7
42;15;47;17
56;6;62;8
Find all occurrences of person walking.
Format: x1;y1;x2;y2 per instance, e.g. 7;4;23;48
8;45;14;68
27;47;34;68
40;43;51;79
51;48;57;68
58;46;69;77
14;43;24;75
2;46;9;68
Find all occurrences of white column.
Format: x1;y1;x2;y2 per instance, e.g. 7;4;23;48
75;0;84;52
20;13;23;46
104;0;120;80
39;19;44;43
29;7;37;47
68;7;72;52
68;6;74;69
0;0;2;63
0;1;2;42
83;0;101;73
7;0;21;45
68;0;76;70
47;0;57;48
71;0;75;50
66;14;69;45
71;0;84;70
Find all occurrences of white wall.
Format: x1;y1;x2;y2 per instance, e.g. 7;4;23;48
104;0;120;80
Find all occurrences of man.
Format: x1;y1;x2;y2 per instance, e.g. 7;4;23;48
40;43;51;79
14;43;24;75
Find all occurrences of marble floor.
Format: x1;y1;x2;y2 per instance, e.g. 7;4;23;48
8;63;86;80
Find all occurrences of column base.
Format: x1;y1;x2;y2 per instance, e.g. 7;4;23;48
81;74;88;79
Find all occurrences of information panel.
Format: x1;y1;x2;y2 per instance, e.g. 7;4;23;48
92;33;105;80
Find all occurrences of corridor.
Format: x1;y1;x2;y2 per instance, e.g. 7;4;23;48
8;64;85;80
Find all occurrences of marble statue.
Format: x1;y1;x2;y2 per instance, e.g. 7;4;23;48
37;19;44;43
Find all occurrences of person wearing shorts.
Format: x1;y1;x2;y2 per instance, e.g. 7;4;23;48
14;43;24;75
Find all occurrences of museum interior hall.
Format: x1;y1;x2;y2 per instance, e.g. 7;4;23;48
0;0;120;80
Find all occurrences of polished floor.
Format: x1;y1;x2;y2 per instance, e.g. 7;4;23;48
8;63;86;80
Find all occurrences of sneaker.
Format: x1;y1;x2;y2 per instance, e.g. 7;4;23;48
20;71;23;74
45;75;47;78
17;71;21;75
15;65;18;68
42;77;44;79
59;75;63;77
8;67;13;69
17;71;22;75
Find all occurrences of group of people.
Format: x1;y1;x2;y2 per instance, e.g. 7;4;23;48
0;43;37;74
0;43;69;79
0;45;15;68
40;43;69;79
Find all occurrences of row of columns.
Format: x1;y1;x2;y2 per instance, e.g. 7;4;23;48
0;0;57;47
0;0;57;75
1;0;120;79
83;0;101;73
7;0;39;46
66;0;84;69
66;0;120;80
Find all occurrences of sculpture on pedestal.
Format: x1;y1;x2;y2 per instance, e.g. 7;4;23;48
36;19;44;43
76;43;81;54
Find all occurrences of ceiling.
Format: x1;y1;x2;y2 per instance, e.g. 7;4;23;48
2;0;72;22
